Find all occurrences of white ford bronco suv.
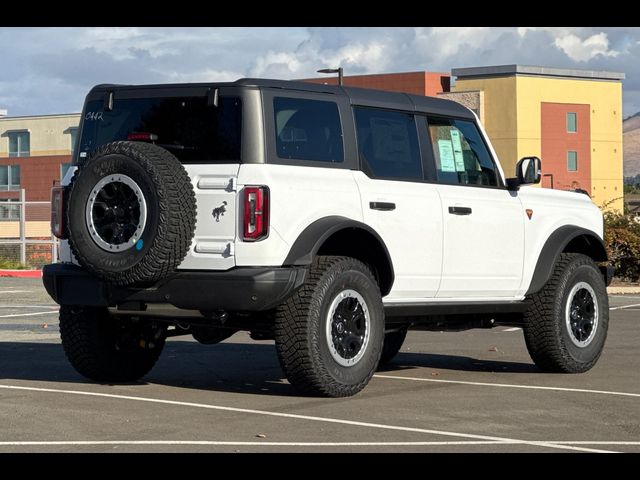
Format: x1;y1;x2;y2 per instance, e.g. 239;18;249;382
43;79;613;397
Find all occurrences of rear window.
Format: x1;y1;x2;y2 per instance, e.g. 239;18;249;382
77;95;242;164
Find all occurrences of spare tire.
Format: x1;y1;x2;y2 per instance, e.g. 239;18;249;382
66;141;196;286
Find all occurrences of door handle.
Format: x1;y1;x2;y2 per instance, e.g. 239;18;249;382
448;206;472;215
370;202;396;211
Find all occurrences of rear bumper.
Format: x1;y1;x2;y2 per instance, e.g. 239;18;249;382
42;263;307;312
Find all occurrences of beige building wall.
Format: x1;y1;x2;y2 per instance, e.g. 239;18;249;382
0;114;81;157
452;76;520;177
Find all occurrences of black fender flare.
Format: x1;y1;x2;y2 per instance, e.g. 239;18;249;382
283;216;395;295
526;226;608;296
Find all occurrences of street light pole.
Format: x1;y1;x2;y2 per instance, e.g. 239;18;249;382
317;67;343;86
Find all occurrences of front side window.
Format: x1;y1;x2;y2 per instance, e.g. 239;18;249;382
428;117;499;187
567;151;578;171
354;107;422;181
274;97;344;163
8;132;30;157
0;165;20;191
567;112;577;133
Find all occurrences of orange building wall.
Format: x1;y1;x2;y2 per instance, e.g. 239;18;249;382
540;103;591;192
303;71;450;96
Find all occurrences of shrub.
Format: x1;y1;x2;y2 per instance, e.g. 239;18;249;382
604;211;640;282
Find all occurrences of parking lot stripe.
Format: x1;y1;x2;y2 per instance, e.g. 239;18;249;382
0;440;636;447
0;291;33;294
501;327;521;332
610;303;640;311
0;311;59;319
374;374;640;398
0;384;615;453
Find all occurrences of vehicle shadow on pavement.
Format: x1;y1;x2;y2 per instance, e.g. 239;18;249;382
0;339;538;397
380;352;538;374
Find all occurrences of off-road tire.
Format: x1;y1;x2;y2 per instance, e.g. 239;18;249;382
59;305;166;382
66;141;196;286
523;253;609;373
379;327;408;366
274;256;384;397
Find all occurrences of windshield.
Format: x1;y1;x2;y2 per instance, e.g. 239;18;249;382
77;95;242;164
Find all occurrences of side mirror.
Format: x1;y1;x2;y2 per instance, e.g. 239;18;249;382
516;156;541;185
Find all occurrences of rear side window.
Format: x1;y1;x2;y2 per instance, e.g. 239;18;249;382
78;96;242;164
354;107;422;181
427;117;499;187
274;97;344;163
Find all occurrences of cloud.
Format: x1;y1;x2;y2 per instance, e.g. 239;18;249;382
0;27;638;117
554;32;619;62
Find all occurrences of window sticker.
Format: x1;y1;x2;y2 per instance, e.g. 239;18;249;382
437;139;456;172
450;129;465;172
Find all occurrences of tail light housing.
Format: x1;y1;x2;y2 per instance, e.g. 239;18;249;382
243;186;269;241
51;185;67;239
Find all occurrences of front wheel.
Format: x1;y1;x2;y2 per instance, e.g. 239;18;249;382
523;253;609;373
274;256;385;397
59;306;166;382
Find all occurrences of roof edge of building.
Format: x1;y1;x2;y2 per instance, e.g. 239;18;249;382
452;64;624;81
0;112;81;120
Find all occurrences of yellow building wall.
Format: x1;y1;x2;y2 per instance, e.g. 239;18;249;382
455;75;623;213
515;76;623;213
0;114;81;157
0;221;51;239
453;76;519;177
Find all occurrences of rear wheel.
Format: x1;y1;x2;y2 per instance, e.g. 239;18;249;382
523;253;609;373
274;256;384;397
59;306;166;382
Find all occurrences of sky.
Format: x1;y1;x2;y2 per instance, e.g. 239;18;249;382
1;27;639;117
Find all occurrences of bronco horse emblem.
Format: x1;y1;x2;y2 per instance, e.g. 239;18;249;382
212;201;227;222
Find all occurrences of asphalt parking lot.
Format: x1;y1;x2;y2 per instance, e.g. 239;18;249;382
1;277;639;453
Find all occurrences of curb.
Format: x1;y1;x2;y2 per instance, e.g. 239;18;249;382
607;286;640;295
0;269;43;278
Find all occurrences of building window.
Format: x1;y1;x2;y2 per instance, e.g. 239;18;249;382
0;199;20;221
567;151;578;171
0;165;20;191
567;112;577;133
8;131;30;157
60;163;72;180
69;127;78;154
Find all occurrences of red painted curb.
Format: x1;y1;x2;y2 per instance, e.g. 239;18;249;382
0;269;43;278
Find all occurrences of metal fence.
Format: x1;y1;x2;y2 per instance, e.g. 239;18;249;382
0;189;57;268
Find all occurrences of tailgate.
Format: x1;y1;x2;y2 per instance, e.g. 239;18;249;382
178;164;239;270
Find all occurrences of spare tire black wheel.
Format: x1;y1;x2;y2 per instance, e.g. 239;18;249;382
66;141;196;286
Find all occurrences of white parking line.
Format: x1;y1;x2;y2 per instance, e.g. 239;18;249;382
0;291;33;294
374;374;640;398
0;305;57;309
0;440;508;447
0;311;58;319
0;440;636;448
610;303;640;311
501;327;521;332
0;384;615;453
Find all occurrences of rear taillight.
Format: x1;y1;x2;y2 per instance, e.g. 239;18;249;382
51;185;67;239
242;186;269;241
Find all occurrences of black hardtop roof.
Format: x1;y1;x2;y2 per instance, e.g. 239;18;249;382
88;78;474;119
